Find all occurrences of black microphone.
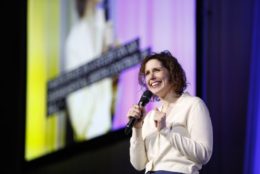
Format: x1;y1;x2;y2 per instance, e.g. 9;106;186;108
125;90;153;135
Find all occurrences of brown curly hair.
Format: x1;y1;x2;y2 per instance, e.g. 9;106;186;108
138;50;187;95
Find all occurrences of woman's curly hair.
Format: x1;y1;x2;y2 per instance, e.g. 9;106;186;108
138;50;187;96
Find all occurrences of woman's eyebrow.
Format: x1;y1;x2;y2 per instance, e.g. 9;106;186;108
144;67;163;73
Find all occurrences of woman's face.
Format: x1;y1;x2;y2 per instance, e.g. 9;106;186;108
144;59;172;98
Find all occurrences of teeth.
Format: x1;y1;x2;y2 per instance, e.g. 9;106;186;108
151;81;160;87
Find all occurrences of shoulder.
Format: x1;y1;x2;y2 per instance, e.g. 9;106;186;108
178;92;209;114
65;20;87;47
184;94;210;118
180;92;205;105
67;20;86;37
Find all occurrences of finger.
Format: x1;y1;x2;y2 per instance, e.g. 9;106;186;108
128;106;141;114
154;107;165;115
133;104;141;109
132;109;142;116
154;112;165;118
130;109;143;118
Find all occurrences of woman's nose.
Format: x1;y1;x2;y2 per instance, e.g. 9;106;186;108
151;72;156;78
149;73;156;81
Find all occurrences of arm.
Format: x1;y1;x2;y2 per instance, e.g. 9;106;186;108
127;105;148;170
130;128;148;170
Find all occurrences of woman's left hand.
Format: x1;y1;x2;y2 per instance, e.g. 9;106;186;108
153;107;166;131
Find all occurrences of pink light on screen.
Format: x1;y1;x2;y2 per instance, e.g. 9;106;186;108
111;0;196;130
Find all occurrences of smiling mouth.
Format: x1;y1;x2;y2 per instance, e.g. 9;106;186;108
150;81;161;88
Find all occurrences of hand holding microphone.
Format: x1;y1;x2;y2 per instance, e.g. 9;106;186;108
127;105;145;129
125;90;153;135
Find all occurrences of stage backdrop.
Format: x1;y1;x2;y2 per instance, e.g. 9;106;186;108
25;0;196;161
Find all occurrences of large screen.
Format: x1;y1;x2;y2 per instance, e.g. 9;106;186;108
25;0;196;161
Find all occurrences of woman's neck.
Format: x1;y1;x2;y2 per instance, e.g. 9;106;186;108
83;1;98;21
160;91;180;112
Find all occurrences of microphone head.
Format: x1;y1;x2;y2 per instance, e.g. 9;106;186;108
138;90;153;106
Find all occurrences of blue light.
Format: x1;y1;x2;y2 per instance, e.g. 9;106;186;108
244;0;260;173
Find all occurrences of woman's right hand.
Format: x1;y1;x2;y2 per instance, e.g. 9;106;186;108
127;104;145;129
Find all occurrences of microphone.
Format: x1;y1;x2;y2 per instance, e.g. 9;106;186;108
125;90;153;135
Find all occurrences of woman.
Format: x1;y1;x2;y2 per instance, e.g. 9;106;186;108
64;0;115;140
127;51;213;174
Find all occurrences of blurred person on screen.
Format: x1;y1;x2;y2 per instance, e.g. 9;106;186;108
126;51;213;174
64;0;115;140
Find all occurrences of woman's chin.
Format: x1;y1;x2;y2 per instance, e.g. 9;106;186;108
149;88;163;97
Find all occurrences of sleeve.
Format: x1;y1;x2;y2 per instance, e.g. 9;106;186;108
129;128;148;171
160;99;213;164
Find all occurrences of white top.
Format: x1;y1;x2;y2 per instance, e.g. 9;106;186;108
64;8;113;139
130;92;213;174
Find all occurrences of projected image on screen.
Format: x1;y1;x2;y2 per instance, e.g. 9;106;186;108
26;0;196;161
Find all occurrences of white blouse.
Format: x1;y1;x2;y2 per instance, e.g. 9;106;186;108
130;92;213;174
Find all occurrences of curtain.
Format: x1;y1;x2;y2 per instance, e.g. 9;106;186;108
244;0;260;173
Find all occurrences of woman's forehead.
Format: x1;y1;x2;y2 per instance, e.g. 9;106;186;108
145;59;162;68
